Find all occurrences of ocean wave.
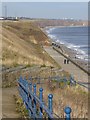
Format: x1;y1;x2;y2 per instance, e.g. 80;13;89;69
64;44;88;61
76;54;88;61
46;27;56;34
65;43;87;58
65;44;88;61
46;32;88;61
48;34;56;40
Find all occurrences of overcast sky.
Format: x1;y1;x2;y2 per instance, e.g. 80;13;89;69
2;2;88;20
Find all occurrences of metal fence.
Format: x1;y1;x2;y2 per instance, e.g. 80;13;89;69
28;75;89;90
18;76;72;119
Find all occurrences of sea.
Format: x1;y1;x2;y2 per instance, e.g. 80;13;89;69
45;26;89;62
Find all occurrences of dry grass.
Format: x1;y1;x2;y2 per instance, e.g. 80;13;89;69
2;21;88;119
33;80;88;118
2;65;88;118
17;67;88;119
2;21;58;67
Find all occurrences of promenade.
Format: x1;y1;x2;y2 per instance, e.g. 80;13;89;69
44;46;88;84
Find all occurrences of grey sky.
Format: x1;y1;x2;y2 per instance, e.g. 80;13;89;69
2;2;88;20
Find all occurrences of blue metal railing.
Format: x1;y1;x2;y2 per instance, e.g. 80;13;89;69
18;76;72;119
28;74;90;90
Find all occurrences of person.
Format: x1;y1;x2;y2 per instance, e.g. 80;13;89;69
58;45;63;53
67;59;69;64
64;59;66;64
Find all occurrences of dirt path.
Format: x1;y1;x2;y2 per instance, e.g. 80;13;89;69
44;46;88;83
2;87;20;118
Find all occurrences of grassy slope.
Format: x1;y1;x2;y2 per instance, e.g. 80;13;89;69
2;21;57;67
2;21;88;119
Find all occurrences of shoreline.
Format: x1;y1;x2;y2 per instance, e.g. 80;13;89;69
42;27;89;75
44;25;88;30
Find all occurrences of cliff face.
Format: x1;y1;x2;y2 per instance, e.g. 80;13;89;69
2;21;55;67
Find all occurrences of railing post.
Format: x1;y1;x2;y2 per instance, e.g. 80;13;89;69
33;84;36;95
29;76;32;83
70;74;73;85
29;82;33;117
39;88;43;118
48;94;53;119
70;74;76;86
25;81;29;110
64;106;72;120
19;76;23;82
22;79;26;104
33;84;36;118
29;82;32;91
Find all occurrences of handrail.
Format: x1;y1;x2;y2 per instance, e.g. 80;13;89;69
28;75;90;90
18;76;72;119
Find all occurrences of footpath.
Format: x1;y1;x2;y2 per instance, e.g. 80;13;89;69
44;46;88;83
2;87;20;118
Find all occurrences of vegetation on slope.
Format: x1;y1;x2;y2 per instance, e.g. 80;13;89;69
2;21;57;67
